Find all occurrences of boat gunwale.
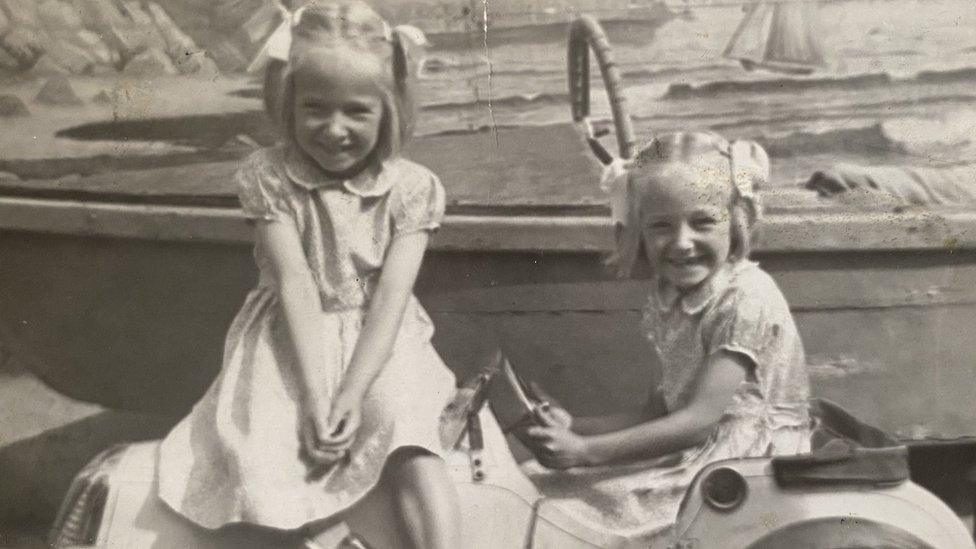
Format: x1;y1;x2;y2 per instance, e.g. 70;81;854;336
1;195;974;253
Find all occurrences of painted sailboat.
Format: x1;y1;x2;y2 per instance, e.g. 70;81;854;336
723;0;827;75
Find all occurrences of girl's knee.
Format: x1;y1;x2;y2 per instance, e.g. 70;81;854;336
384;447;448;487
386;447;440;470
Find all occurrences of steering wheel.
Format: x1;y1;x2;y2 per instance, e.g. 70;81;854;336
567;15;637;164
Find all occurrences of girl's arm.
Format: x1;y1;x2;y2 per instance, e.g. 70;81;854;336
527;350;748;469
321;232;430;444
567;388;669;436
570;413;648;436
257;220;340;464
514;387;649;448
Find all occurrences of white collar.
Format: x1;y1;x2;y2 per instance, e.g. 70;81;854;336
281;144;395;198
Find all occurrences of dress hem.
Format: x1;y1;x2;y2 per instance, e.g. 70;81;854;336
157;441;449;532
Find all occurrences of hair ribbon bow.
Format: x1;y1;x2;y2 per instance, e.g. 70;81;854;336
575;119;634;226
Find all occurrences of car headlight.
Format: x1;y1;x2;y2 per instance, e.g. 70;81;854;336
701;467;748;512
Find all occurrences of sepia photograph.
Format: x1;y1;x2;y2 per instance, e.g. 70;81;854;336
1;0;975;547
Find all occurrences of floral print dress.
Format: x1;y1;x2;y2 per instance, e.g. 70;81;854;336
523;260;812;543
158;145;458;530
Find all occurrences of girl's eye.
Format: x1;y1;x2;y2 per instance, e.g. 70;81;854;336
300;104;329;117
647;220;671;231
691;216;718;229
346;105;377;117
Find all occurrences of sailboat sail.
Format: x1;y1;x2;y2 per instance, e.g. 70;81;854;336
724;1;826;75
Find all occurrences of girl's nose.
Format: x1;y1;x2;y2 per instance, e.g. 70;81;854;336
323;114;349;140
673;223;695;252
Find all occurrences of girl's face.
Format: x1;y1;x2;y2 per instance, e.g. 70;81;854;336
292;50;385;176
639;164;732;291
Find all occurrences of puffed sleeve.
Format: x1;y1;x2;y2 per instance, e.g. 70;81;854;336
391;166;446;237
702;284;782;372
236;149;292;222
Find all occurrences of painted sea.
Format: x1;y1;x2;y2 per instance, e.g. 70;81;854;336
415;0;976;184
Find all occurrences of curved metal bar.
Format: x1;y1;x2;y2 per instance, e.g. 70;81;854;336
568;15;637;160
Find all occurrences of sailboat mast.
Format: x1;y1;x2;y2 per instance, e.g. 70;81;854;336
722;2;763;59
724;0;827;74
762;2;782;62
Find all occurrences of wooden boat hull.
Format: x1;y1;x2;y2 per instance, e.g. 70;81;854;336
2;197;975;442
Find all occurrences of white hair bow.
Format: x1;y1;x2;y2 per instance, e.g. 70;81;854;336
245;2;295;73
575;119;633;226
600;157;632;226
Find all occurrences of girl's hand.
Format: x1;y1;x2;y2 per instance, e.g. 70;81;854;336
537;404;573;430
524;424;595;470
528;382;573;429
300;404;346;468
318;390;363;454
510;404;573;447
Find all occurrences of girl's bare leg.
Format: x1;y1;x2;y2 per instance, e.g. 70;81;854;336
304;515;352;548
389;450;461;549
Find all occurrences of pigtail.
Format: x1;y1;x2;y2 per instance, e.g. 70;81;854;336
728;139;769;228
391;32;409;85
263;59;289;134
727;139;769;261
388;25;427;149
390;25;428;84
608;175;643;279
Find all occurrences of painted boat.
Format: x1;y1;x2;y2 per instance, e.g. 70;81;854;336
723;0;827;75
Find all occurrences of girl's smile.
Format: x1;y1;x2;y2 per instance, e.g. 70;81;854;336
639;164;733;291
292;49;385;176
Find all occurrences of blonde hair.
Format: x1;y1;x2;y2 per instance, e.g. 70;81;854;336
264;1;424;164
613;131;769;278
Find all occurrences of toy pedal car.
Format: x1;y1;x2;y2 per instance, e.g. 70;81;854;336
49;397;974;549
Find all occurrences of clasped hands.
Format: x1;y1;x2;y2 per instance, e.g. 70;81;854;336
300;390;362;478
